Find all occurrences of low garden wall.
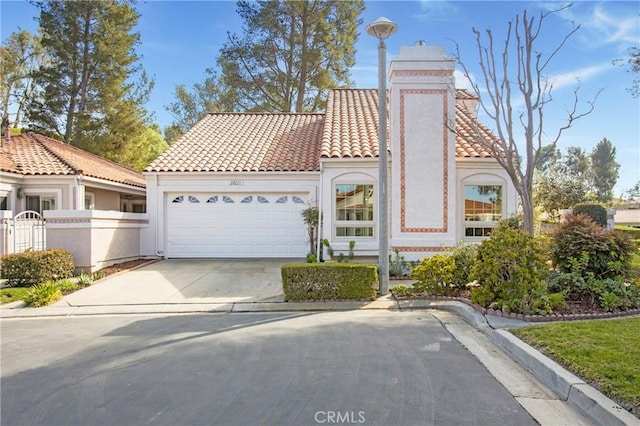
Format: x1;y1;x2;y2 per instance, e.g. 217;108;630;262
44;210;149;273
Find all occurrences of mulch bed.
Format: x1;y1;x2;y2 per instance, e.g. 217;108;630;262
94;258;158;278
390;289;640;322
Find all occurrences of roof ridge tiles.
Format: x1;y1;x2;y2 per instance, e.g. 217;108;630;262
26;133;79;175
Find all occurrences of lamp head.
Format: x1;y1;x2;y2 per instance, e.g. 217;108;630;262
366;17;398;40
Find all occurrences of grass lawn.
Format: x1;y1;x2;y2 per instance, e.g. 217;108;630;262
512;317;640;417
0;287;31;304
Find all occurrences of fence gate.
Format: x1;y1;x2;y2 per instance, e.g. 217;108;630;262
12;210;46;253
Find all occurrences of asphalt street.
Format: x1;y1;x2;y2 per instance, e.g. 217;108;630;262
0;310;546;426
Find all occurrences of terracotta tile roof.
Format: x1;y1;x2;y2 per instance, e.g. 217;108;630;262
146;113;325;172
145;88;498;173
454;103;502;158
455;89;477;100
321;88;496;159
0;133;145;188
321;89;380;158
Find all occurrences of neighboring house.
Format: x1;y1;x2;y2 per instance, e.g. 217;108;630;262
143;42;518;260
615;209;640;228
1;132;147;263
0;132;146;215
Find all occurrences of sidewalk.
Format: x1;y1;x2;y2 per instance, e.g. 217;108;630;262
2;296;638;426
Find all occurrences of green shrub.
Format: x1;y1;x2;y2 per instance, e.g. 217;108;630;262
391;284;413;298
281;263;377;301
448;242;477;289
24;281;62;307
551;214;634;280
321;239;355;262
573;204;608;227
0;249;74;286
76;272;93;287
57;279;79;293
389;249;416;277
411;254;456;296
470;225;558;314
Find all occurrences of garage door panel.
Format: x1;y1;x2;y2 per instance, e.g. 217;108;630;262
166;193;308;258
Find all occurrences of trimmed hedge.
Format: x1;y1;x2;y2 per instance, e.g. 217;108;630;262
0;249;74;286
282;263;378;301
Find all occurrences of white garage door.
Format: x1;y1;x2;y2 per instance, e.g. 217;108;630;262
166;193;309;258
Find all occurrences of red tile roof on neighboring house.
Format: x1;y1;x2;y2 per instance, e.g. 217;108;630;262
0;133;146;188
145;89;499;173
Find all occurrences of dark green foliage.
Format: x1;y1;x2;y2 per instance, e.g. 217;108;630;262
448;242;477;289
589;138;620;203
0;249;74;286
411;254;456;296
470;225;559;314
217;0;364;112
28;0;153;169
573;204;608;227
552;214;634;280
547;249;640;312
281;263;377;301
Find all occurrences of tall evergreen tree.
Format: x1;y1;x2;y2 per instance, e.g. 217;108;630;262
164;70;222;142
217;0;364;112
590;138;619;204
0;30;48;129
27;0;153;166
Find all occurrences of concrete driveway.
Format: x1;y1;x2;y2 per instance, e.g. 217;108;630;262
57;259;294;306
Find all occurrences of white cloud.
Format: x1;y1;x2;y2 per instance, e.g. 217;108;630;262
415;0;459;21
547;62;610;90
587;5;639;45
547;2;640;47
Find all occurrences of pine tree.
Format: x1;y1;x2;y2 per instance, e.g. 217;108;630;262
217;0;364;112
590;138;619;204
27;0;154;167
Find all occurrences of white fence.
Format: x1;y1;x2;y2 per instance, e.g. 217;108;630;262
0;210;46;256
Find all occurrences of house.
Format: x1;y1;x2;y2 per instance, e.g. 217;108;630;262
0;132;146;215
0;132;147;269
142;42;518;260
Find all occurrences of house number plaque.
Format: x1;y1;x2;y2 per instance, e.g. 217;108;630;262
230;180;244;186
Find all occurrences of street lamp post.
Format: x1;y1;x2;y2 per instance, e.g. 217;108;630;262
366;17;397;296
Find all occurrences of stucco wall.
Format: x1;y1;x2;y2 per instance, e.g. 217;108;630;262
44;210;149;273
88;187;121;211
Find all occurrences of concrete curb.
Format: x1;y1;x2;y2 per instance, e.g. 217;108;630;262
438;301;640;426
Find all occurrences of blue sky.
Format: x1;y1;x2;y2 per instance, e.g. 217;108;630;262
2;0;638;196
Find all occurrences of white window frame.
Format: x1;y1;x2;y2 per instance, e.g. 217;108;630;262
23;189;61;214
463;183;504;241
333;182;375;240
